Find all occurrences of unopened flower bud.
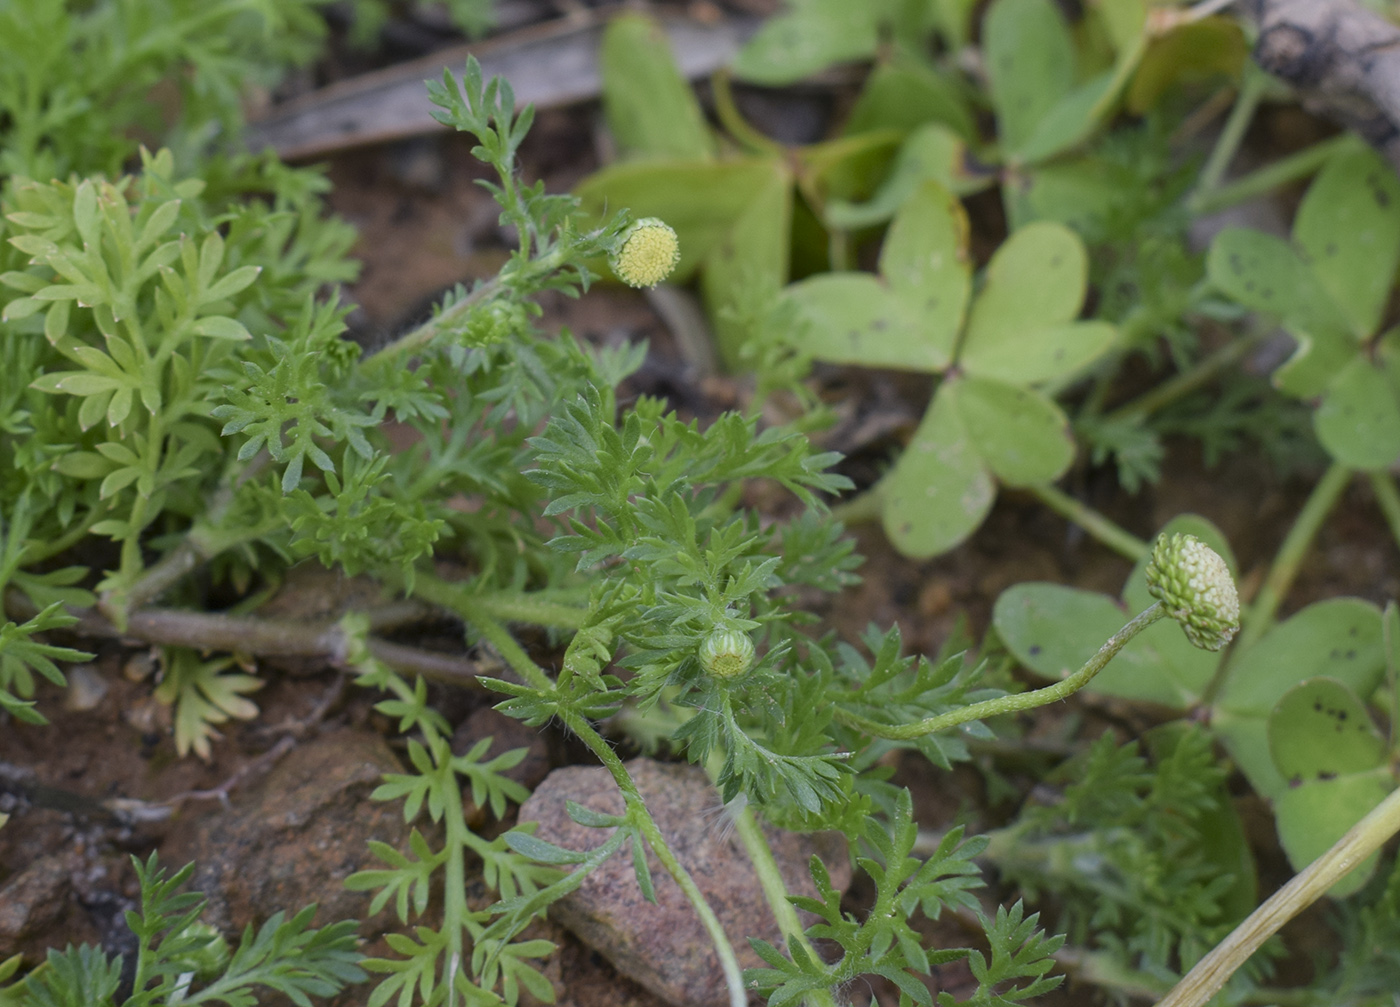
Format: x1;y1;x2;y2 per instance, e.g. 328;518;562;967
1145;533;1240;652
699;628;755;679
610;217;680;288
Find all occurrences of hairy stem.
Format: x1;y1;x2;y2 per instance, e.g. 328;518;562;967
469;617;747;1007
1027;484;1150;561
413;573;589;631
445;596;556;691
559;710;750;1007
701;752;837;1007
441;753;472;1007
1228;461;1351;658
1156;783;1400;1007
834;603;1167;740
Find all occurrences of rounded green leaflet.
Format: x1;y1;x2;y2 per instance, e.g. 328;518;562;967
878;179;971;311
1211;598;1385;800
730;0;878;86
786;273;931;369
1272;771;1391;897
1269;678;1386;782
1292;144;1400;340
1313;355;1400;469
960;320;1117;385
825;125;984;230
790;179;969;372
600;13;716;162
949;375;1073;486
1205;227;1355;398
959;221;1096;379
984;0;1075;157
880;382;993;558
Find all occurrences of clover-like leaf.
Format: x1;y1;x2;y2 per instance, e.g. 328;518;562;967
1212;599;1385;799
1292;144;1400;340
881;382;994;559
1208;145;1400;471
1313;352;1400;469
957;220;1114;383
788;180;970;371
950;375;1072;485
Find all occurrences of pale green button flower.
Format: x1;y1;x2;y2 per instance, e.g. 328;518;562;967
1145;533;1240;652
610;217;680;288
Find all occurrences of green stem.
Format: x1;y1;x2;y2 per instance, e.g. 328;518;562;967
834;603;1167;740
1368;470;1400;554
457;609;747;1007
413;573;589;631
471;619;748;1007
17;507;102;566
1189;64;1267;207
829;486;883;526
1189;134;1358;216
1229;461;1352;657
451;599;555;692
710;69;786;157
1105;331;1266;424
441;754;472;1007
705;755;837;1007
560;710;750;1007
1155;782;1400;1007
1027;484;1150;562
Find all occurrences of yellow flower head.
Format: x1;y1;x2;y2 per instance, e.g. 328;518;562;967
610;217;680;288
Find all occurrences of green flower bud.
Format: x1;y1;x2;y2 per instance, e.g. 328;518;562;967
609;217;680;288
1145;533;1240;652
699;628;755;679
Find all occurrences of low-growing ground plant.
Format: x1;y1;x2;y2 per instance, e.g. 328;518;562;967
8;2;1400;1007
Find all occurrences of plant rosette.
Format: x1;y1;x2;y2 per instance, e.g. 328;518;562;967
787;178;1116;558
994;513;1391;893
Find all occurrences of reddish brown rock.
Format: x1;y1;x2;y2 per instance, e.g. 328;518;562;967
162;728;410;935
519;758;850;1007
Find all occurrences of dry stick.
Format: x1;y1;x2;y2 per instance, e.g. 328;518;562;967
1155;783;1400;1007
2;589;484;687
1241;0;1400;175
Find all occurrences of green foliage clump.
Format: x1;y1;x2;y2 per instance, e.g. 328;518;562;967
0;854;364;1007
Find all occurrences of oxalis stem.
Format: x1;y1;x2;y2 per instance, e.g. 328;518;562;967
1228;461;1351;658
1027;484;1149;562
1155;783;1400;1007
834;603;1167;740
